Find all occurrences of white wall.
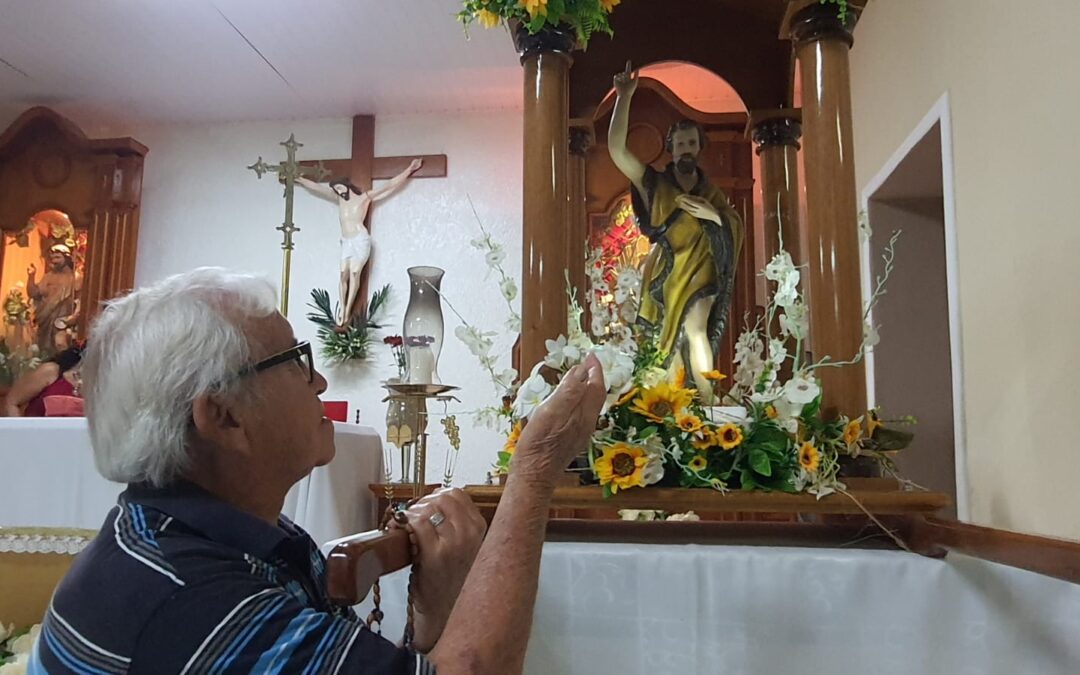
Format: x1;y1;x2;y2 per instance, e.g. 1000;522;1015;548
6;108;523;487
850;0;1080;539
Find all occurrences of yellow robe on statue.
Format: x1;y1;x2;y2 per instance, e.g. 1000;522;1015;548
631;164;744;367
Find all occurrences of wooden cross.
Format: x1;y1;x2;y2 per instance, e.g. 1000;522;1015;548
300;115;448;313
248;134;329;316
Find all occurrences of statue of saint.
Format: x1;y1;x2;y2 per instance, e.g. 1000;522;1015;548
298;158;423;326
608;63;744;401
27;244;81;355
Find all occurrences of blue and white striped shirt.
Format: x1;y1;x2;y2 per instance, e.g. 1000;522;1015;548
30;481;436;674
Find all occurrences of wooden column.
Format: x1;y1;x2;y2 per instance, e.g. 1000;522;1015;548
516;27;575;372
792;4;866;416
751;111;803;268
566;126;591;314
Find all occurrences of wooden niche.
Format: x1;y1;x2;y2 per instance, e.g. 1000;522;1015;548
0;107;146;364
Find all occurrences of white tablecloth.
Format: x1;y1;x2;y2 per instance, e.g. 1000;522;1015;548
359;542;1080;675
0;418;382;546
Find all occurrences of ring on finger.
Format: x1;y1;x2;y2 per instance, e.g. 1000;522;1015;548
429;510;446;528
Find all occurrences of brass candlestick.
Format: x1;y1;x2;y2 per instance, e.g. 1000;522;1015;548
382;382;460;499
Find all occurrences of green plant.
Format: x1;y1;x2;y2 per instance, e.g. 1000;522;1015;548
306;284;391;364
458;0;618;48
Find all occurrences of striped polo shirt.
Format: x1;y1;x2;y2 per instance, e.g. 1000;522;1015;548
29;481;436;674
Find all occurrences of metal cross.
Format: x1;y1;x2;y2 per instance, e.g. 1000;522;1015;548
248;134;329;315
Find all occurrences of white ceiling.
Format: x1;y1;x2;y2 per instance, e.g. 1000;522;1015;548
0;0;524;124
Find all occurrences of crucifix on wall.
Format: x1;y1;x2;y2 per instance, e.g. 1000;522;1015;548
298;115;448;324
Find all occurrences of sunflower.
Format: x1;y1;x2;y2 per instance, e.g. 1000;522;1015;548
593;443;650;493
717;423;743;450
688;454;708;472
798;441;820;473
765;404;778;420
676;413;704;433
614;386;639;407
702;370;726;382
843;419;862;446
867;409;882;437
630;382;694;423
475;8;500;28
519;0;548;18
503;420;524;456
599;0;621;12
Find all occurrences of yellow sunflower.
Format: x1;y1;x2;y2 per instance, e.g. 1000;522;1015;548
630;382;694;423
503;420;524;456
475;8;500;28
798;441;820;473
599;0;621;12
867;410;882;437
519;0;548;18
717;423;743;450
765;405;778;420
843;419;862;446
676;413;704;433
691;429;715;451
614;386;639;407
593;443;649;493
702;370;726;382
688;454;708;472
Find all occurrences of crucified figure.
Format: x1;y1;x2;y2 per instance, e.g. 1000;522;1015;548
298;158;422;326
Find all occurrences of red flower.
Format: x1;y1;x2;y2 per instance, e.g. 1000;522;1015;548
383;335;403;347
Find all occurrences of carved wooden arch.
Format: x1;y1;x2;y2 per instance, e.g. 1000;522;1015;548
569;0;793;119
0;107;147;341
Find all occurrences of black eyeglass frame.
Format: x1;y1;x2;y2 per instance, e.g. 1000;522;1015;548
237;341;314;383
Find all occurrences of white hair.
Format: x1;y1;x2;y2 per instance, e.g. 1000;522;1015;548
83;267;278;487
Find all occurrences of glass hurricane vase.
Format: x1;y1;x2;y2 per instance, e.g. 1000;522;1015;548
402;266;445;384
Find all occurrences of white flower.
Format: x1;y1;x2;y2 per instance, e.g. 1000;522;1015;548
774;271;801;308
618;509;660;522
772;395;804;432
734;330;762;365
512;369;553;419
590;315;609;338
863;321;880;349
618;302;637;324
858;211;872;241
504;314;521;332
499;276;518;302
455;325;495;358
638;366;668;389
543;335;580;370
590;343;635;396
9;624;40;655
642;454;665;486
768;338;788;368
494;368;518;389
614;268;641;304
473;407;502;430
0;652;29;675
485;247;506;269
764;251;795;282
783;375;820;406
666;511;701;522
779;300;809;339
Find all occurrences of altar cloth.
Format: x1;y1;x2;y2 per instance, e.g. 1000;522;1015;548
354;541;1080;674
0;418;382;546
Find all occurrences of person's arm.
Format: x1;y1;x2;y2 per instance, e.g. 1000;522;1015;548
296;176;339;201
427;355;606;674
4;362;59;416
26;264;41;301
368;159;422;202
608;62;647;196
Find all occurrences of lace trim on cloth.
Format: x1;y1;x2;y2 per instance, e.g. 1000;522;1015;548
0;527;97;555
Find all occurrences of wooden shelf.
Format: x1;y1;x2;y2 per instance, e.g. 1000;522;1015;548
464;478;949;516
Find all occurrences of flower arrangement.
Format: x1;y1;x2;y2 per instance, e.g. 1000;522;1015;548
0;339;40;388
0;621;39;674
306;284;391;363
383;335;407;379
458;0;620;48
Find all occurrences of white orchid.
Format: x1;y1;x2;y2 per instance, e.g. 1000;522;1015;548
773;271;801;308
613;268;641;305
783;375;820;406
779;300;809;339
768;338;788;368
764;250;795;282
494;368;518;389
473;406;503;430
485;247;506;269
499;277;518;302
504;314;521;332
512;369;553;419
455;324;495;358
543;335;581;370
590;314;609;338
863;321;880;349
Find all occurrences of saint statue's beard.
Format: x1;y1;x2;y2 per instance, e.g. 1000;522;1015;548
676;155;698;174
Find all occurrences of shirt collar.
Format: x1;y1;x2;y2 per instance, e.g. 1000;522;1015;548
122;480;299;561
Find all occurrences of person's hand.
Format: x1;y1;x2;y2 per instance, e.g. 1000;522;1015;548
408;158;423;173
613;60;639;98
394;488;487;652
26;263;36;278
676;194;723;225
513;354;606;486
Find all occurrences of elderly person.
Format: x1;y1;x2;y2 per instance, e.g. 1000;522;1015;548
32;267;604;674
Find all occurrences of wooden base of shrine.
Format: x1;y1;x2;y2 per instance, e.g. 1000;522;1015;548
463;478;949;522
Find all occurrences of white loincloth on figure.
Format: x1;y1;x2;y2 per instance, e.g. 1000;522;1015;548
341;230;372;272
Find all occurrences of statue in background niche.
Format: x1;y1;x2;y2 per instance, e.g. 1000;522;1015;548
608;63;744;402
297;158;422;327
27;243;81;354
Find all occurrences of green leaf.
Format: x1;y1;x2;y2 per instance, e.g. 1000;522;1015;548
801;393;823;421
498;451;512;464
749;449;773;476
638;426;658;440
602;483;615;499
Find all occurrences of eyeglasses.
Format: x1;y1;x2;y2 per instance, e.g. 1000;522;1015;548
237;341;315;384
